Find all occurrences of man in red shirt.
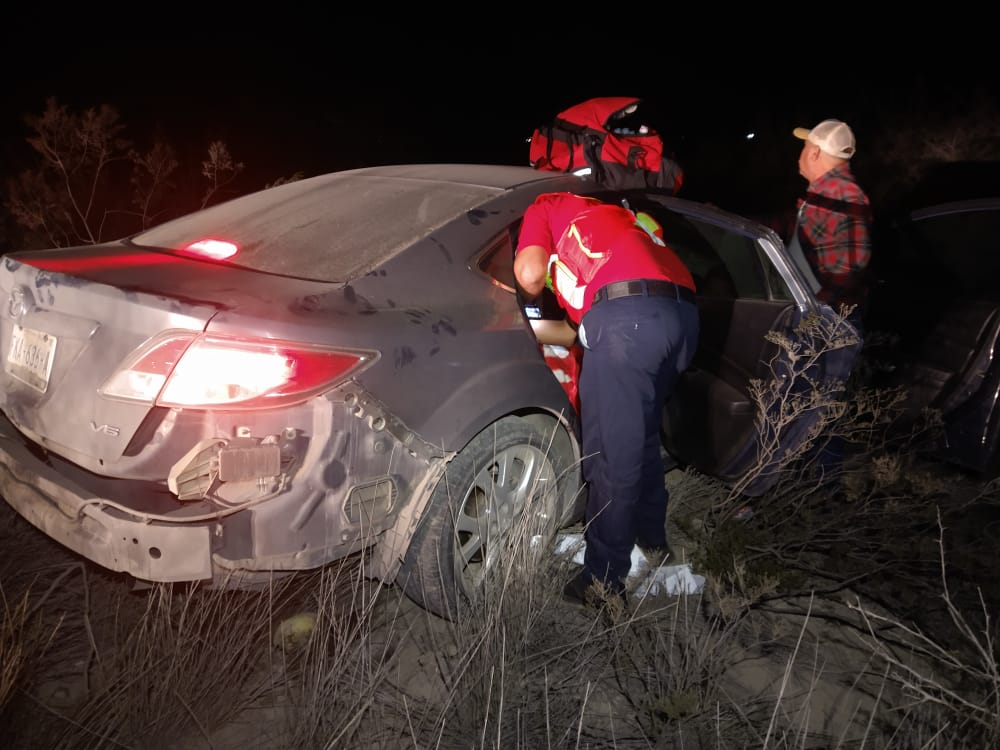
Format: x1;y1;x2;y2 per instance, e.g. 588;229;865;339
514;192;700;608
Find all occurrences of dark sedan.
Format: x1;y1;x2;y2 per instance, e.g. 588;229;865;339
0;163;855;618
868;197;1000;478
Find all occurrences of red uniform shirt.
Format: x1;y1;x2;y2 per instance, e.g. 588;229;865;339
517;192;695;324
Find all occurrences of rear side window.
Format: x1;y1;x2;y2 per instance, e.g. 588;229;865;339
477;224;567;321
476;231;517;292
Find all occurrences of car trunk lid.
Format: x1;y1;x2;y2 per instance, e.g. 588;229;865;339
0;244;262;468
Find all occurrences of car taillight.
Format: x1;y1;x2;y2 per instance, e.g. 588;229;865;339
100;332;377;409
180;239;239;260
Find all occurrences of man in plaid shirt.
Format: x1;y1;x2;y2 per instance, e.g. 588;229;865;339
788;119;873;329
787;119;872;485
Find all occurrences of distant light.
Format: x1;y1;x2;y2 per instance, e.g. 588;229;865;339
745;132;756;141
181;239;239;261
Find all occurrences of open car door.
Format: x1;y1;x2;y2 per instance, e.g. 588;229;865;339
494;189;861;497
586;191;860;496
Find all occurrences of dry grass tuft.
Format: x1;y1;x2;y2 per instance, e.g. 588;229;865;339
1;583;61;713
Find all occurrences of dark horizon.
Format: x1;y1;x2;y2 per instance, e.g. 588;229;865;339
2;31;998;224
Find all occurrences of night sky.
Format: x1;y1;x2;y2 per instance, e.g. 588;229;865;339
2;22;997;222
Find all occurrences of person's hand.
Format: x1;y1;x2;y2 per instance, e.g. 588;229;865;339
530;318;578;348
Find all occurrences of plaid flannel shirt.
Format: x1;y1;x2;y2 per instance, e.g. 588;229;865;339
795;163;873;310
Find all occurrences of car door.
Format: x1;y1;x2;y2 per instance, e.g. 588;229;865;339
605;192;860;496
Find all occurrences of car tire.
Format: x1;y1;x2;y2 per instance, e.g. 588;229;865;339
399;415;574;620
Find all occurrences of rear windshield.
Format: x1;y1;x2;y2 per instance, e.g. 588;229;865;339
130;172;498;282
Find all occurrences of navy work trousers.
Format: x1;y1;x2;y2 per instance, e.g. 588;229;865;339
577;292;700;592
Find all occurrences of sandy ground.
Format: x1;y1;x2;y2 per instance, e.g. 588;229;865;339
3;460;998;748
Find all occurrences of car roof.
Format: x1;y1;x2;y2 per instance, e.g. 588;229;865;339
910;196;1000;221
339;163;580;190
131;164;583;282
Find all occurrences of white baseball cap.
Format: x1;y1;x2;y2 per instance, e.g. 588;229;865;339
793;119;856;159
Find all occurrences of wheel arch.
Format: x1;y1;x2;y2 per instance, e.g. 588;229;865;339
369;408;584;588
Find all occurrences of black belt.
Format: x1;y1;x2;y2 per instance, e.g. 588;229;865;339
592;279;696;306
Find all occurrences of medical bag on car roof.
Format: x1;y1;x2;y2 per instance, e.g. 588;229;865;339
528;96;684;193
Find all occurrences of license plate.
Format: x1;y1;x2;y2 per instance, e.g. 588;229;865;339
6;325;57;393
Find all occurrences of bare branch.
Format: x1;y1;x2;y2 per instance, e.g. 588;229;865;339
129;141;179;229
7;98;132;246
200;140;245;209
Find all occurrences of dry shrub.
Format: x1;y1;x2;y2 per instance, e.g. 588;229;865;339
849;511;1000;748
0;564;355;750
273;556;403;750
38;577;291;750
0;584;61;713
384;466;625;748
655;304;1000;747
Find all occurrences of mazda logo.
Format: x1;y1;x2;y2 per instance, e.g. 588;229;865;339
8;286;27;319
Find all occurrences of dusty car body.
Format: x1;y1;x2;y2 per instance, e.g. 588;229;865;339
0;164;855;618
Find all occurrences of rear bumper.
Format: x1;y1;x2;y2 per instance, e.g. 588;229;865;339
0;418;213;582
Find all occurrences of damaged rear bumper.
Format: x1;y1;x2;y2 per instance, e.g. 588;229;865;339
0;418;214;582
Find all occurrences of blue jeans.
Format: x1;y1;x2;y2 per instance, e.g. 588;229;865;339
577;293;700;591
814;307;865;484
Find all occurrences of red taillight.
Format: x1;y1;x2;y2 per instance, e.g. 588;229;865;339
179;239;239;261
100;332;377;409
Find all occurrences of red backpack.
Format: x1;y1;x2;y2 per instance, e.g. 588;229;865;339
528;96;683;193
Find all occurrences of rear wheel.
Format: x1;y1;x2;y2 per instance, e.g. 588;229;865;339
399;416;575;619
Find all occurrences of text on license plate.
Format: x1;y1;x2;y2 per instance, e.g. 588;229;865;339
5;325;57;393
